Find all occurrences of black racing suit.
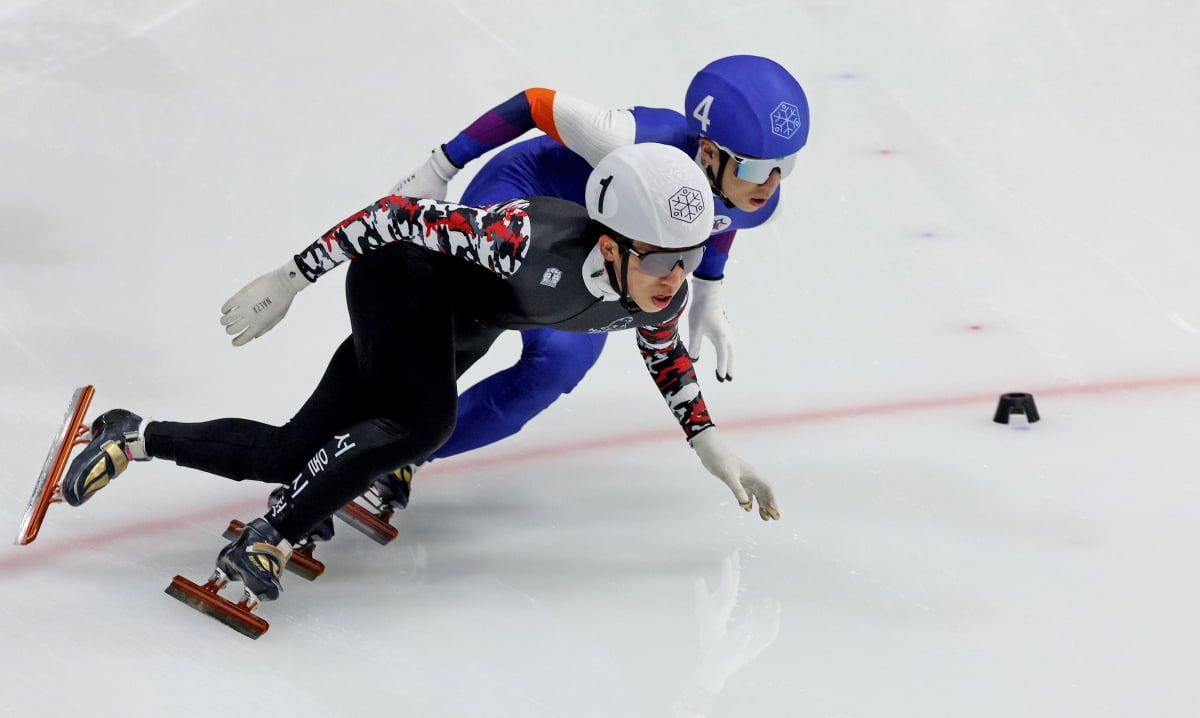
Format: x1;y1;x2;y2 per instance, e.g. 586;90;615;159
146;195;713;542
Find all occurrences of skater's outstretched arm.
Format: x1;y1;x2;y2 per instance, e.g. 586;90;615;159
636;310;780;521
389;87;656;200
219;196;533;346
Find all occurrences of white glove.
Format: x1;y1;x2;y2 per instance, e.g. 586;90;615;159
689;427;779;520
219;259;312;346
388;146;460;200
687;277;735;382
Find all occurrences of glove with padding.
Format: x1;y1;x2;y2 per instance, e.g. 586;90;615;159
689;427;780;520
388;145;460;200
687;277;735;382
220;259;312;346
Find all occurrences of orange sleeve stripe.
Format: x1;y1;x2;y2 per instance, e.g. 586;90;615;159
525;88;562;144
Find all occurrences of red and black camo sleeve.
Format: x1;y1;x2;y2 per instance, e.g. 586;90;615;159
636;309;714;439
292;196;532;282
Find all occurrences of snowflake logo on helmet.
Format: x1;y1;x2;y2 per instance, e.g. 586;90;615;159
770;101;804;139
668;186;705;224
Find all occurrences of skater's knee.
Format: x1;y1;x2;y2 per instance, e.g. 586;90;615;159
360;417;410;442
416;415;456;456
311;416;440;478
376;408;454;460
334;417;411;459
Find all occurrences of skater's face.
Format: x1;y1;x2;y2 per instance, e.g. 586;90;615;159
698;138;786;213
600;236;694;313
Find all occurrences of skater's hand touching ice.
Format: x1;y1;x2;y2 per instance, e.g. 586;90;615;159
689;428;780;520
220;259;312;346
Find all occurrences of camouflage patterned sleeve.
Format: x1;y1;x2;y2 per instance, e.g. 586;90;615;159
292;196;532;282
636;309;715;438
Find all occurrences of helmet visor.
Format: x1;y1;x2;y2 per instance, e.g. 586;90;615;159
715;142;797;184
622;242;707;278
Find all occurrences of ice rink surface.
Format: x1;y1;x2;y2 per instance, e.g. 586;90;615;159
3;1;1200;716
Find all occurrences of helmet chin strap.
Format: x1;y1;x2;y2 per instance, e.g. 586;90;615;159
604;250;641;314
704;150;736;210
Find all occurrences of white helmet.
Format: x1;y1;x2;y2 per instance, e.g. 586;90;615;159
585;143;713;249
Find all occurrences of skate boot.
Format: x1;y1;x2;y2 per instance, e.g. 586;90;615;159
222;492;328;581
216;517;292;602
61;409;149;506
372;464;415;510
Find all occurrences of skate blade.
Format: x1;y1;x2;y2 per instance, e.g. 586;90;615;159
165;573;269;639
334;501;399;545
15;385;95;545
223;520;325;581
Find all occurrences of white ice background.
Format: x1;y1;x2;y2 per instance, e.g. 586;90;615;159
2;2;1200;717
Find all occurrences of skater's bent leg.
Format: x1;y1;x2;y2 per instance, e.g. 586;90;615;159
268;244;475;540
431;328;607;459
146;337;373;483
146;418;291;481
344;244;460;452
268;417;412;543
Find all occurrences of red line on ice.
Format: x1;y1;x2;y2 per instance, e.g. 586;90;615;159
4;373;1199;571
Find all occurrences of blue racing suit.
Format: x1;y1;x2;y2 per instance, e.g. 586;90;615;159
428;90;782;459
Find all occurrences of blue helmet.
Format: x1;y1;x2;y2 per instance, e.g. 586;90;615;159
685;55;809;159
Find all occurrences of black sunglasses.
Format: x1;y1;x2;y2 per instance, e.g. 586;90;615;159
618;241;706;277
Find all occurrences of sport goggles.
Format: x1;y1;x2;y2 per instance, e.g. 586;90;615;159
620;241;707;278
714;141;797;184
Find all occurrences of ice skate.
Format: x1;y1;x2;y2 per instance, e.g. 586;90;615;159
222;488;330;580
333;464;414;545
215;517;291;602
165;568;271;639
15;385;95;545
374;465;414;510
166;518;292;639
60;408;149;507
